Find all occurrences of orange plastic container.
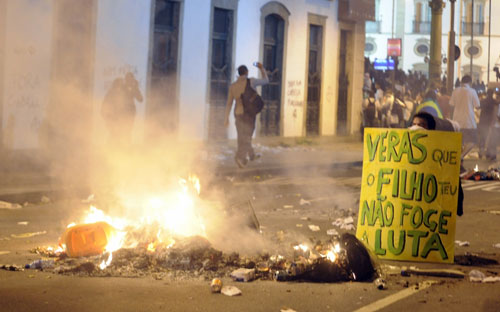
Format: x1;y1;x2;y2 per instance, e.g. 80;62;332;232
62;222;116;258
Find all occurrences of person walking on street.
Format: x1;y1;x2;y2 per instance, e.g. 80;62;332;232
225;63;269;168
450;75;481;173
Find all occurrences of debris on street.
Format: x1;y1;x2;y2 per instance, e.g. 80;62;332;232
332;216;355;231
230;268;255;282
299;198;311;206
295;224;303;228
401;266;465;278
0;251;11;255
374;277;387;290
0;200;22;210
326;229;339;236
221;285;242;296
40;196;51;204
455;240;470;247
210;278;223;293
25;259;55;269
308;225;320;232
469;269;500;283
17;221;28;226
462;167;500;181
493;243;500;249
11;231;47;239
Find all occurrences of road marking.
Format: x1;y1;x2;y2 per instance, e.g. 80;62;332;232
353;280;437;312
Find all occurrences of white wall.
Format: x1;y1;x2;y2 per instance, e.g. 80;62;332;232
2;0;53;149
178;0;211;140
92;0;152;145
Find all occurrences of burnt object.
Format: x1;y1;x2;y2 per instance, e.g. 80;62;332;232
341;233;375;281
454;254;499;266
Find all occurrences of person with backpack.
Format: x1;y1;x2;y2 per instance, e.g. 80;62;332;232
224;63;268;168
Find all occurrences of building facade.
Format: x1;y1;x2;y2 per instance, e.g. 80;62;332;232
0;0;373;153
365;0;500;85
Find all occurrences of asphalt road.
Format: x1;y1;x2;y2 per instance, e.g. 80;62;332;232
1;166;500;312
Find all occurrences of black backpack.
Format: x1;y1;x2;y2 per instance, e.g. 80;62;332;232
241;79;264;117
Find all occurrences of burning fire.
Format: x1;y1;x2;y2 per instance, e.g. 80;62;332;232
61;175;206;269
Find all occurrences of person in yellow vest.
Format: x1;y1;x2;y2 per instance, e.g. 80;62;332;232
414;90;444;119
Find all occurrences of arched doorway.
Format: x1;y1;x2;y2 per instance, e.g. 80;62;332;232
261;14;284;136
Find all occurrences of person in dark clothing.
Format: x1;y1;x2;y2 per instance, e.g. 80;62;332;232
478;88;498;159
410;112;464;216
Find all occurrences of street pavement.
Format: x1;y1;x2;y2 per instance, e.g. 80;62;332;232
1;136;500;311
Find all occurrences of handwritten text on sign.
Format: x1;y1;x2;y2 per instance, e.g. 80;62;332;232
356;128;462;263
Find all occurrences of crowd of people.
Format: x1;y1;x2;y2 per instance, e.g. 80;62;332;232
361;58;500;166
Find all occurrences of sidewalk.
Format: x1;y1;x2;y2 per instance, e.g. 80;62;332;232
0;135;364;201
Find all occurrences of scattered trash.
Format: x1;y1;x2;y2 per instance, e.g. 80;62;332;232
11;231;47;239
332;217;355;230
17;221;29;226
0;251;10;255
455;240;470;247
326;229;339;236
283;205;294;209
300;217;310;221
299;198;311;206
40;196;51;204
230;268;256;282
0;200;22;210
0;264;24;271
493;243;500;249
280;308;297;312
469;270;500;283
463;167;500;181
210;278;223;293
488;210;500;215
401;266;465;278
374;277;387;290
25;259;55;270
221;285;242;296
296;224;303;228
226;176;235;183
308;225;320;232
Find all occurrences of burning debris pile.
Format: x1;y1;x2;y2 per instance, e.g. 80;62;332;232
21;174;376;283
31;233;376;283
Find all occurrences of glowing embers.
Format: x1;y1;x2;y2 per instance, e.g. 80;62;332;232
59;175;206;271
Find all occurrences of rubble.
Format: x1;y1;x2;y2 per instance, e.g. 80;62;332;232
455;240;470;247
463;167;500;181
332;217;355;231
469;270;500;283
308;225;320;232
24;233;376;283
221;285;242;296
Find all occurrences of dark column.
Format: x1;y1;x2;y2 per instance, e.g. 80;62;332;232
429;0;445;87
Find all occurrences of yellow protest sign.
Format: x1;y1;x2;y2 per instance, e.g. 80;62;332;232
356;128;462;263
